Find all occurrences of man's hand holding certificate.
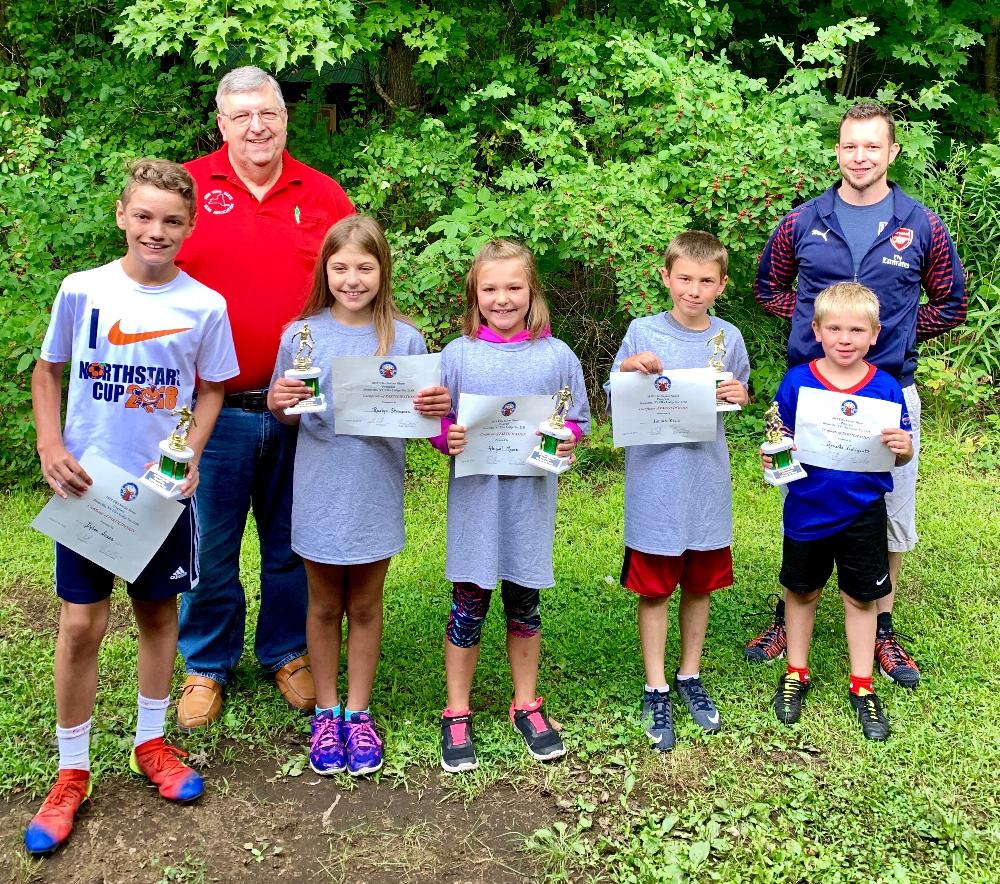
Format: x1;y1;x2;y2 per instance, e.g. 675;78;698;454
793;388;904;472
609;355;717;447
331;353;443;438
31;450;184;583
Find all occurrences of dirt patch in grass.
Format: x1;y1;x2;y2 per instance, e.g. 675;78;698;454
0;581;137;640
0;754;555;883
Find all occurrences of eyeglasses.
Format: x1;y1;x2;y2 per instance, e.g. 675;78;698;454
218;108;285;127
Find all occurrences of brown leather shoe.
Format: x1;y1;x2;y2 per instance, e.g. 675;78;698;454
177;675;223;731
274;655;316;712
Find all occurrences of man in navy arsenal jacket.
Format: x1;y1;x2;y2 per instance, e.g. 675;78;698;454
746;102;966;689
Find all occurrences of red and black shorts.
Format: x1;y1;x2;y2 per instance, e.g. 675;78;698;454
620;546;733;599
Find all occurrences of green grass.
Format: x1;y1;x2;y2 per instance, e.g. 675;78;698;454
1;422;998;881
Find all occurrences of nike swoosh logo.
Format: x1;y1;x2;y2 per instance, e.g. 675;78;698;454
108;320;192;345
706;712;720;725
875;574;888;586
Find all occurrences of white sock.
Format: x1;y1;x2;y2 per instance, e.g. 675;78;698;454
645;683;669;693
676;672;700;681
57;719;92;771
134;694;170;747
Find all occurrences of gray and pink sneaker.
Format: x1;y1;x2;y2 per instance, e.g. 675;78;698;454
510;697;566;761
440;710;478;773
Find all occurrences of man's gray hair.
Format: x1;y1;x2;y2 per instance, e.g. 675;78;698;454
215;66;285;112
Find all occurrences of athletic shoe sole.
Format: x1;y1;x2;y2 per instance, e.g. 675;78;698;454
523;743;567;762
440;757;479;774
309;760;346;776
347;759;383;777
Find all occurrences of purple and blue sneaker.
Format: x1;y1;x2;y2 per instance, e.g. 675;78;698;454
309;709;346;775
343;711;384;776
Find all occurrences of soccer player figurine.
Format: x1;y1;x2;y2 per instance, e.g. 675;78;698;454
526;387;575;474
141;405;196;499
284;323;327;415
760;401;807;486
708;329;740;413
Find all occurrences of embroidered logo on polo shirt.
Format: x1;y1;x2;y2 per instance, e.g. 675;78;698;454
890;227;913;251
203;189;235;215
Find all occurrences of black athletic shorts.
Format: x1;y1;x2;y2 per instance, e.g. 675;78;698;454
779;499;891;602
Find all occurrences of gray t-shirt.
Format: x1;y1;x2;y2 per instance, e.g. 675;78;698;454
834;189;894;275
442;335;591;589
605;313;750;556
271;312;427;564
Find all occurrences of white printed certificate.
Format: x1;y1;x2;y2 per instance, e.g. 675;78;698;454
30;450;184;583
609;368;717;447
455;393;554;478
331;353;442;438
793;387;901;472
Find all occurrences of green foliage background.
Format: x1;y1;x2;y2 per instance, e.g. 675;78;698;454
2;0;999;483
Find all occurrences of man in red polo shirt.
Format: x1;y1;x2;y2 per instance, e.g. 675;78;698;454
175;66;354;729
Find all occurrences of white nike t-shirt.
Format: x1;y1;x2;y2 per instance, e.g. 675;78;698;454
40;259;239;476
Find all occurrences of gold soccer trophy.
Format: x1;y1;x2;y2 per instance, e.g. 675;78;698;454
526;387;576;475
140;405;196;498
284;323;327;415
761;401;807;486
707;329;740;413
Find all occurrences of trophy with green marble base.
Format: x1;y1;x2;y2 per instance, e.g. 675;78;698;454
761;401;807;486
140;405;196;499
526;387;575;474
284;323;326;415
708;329;740;413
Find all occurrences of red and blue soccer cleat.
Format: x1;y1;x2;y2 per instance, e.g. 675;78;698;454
24;768;92;855
129;737;204;802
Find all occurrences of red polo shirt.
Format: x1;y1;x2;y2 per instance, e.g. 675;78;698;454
177;148;354;393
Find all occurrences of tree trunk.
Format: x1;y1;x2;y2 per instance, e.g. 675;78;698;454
986;17;999;103
384;34;422;110
836;42;858;97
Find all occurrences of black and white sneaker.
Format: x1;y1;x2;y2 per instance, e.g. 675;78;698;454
674;674;722;734
440;711;478;773
510;698;566;761
849;691;890;741
641;688;676;751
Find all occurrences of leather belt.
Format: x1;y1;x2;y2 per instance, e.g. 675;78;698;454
223;389;269;412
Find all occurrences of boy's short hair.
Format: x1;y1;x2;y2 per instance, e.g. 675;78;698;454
839;102;896;144
663;231;728;277
119;159;197;219
813;282;880;331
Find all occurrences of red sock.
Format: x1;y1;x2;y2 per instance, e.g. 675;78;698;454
786;664;810;683
849;674;873;695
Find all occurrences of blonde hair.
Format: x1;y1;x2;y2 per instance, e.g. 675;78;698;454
120;158;197;218
298;215;412;356
462;240;550;339
813;282;880;331
663;230;728;277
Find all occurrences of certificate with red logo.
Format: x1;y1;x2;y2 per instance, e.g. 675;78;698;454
31;450;183;582
455;393;553;477
793;388;901;472
331;353;442;438
609;368;717;447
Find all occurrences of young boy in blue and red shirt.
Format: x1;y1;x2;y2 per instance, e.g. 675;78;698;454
25;159;239;854
764;282;913;741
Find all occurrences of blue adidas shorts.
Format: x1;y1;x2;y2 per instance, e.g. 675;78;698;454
54;498;199;604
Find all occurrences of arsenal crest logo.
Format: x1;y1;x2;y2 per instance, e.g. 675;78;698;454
890;228;913;251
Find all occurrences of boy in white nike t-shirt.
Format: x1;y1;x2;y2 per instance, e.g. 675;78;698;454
24;159;238;856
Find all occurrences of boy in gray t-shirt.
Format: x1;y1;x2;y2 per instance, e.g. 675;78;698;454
606;232;749;752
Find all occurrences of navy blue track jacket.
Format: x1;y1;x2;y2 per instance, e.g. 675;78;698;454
754;182;966;387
